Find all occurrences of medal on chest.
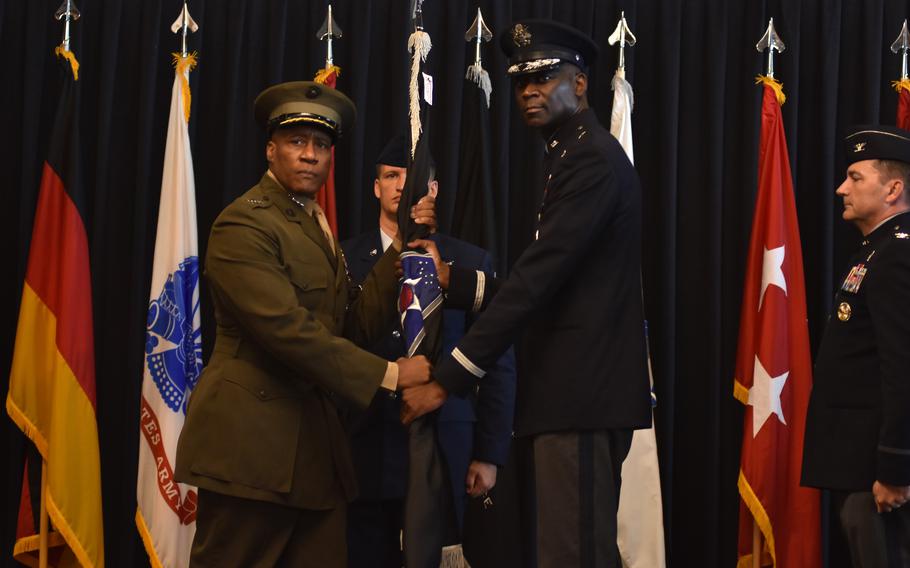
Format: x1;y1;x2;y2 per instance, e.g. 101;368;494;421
840;263;867;294
837;302;852;321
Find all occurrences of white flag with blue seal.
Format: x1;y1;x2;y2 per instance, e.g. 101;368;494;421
136;49;201;568
611;67;667;568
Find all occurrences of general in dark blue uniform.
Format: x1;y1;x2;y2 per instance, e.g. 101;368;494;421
802;126;910;568
342;135;516;568
401;20;651;568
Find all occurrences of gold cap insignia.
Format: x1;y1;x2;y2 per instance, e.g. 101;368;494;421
837;301;852;321
512;24;532;47
853;142;867;152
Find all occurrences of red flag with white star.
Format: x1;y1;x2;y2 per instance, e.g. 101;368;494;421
733;78;821;568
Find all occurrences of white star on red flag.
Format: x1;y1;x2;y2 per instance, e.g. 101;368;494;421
748;355;789;437
759;245;787;310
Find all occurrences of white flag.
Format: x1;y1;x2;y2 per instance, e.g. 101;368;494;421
610;69;635;163
136;53;201;568
611;67;667;568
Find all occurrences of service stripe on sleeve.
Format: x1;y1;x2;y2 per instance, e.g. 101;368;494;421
473;271;485;312
452;347;486;378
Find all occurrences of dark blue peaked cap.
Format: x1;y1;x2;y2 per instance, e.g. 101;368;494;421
845;125;910;165
376;133;409;168
500;19;599;76
376;133;436;171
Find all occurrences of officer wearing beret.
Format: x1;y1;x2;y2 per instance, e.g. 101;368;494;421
402;20;651;568
175;81;434;567
342;135;516;567
802;126;910;567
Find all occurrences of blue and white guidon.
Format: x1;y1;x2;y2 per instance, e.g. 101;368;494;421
398;251;443;357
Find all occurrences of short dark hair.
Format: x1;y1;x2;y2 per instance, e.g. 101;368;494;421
875;159;910;203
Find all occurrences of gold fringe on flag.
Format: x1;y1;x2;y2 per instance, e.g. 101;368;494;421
755;75;786;106
893;78;910;94
736;470;777;568
172;52;198;122
54;46;80;81
314;64;342;85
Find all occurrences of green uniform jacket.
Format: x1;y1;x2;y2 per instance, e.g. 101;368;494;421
175;173;399;510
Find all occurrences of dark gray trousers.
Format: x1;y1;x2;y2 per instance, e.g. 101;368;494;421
533;429;633;568
834;490;910;568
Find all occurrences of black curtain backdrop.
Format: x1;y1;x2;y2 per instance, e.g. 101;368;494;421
1;0;908;566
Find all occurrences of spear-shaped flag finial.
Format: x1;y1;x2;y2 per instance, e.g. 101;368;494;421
317;4;343;68
170;2;199;58
756;17;786;78
892;19;910;80
54;0;80;52
169;2;199;123
465;7;492;66
464;7;492;107
608;11;636;73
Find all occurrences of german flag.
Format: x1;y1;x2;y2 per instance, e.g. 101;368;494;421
6;47;104;568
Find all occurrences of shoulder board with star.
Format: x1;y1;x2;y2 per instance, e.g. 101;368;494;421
246;193;272;209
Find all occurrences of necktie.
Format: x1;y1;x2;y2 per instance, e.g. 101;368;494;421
305;200;336;255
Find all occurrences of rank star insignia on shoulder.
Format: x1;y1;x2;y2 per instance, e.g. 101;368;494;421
247;195;271;208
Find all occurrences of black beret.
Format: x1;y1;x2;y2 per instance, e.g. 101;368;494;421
253;81;356;140
499;19;599;76
844;125;910;165
376;133;409;168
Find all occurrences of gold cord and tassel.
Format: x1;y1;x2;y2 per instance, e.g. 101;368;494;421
893;77;910;94
172;52;198;122
54;46;80;81
755;75;786;106
315;64;342;85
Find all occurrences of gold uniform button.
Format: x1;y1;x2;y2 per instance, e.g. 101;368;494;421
837;302;852;321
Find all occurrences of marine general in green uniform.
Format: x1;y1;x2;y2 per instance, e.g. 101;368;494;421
175;81;434;567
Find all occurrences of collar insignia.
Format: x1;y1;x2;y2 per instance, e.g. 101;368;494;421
512;24;531;47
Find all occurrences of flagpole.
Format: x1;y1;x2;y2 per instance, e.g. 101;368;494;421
41;5;84;566
314;4;343;234
319;4;340;70
55;0;79;52
756;17;785;80
178;1;190;57
891;20;910;131
463;7;492;107
608;11;637;76
39;462;48;568
892;19;910;81
752;523;761;568
749;18;787;568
